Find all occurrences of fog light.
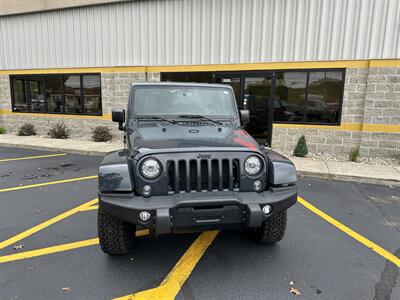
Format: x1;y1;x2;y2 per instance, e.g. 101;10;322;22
262;205;272;215
139;211;151;222
142;185;152;197
253;180;262;191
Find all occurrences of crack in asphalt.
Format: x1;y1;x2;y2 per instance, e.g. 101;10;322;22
374;248;400;300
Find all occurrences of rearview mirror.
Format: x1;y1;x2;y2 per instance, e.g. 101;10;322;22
240;110;250;124
112;109;125;131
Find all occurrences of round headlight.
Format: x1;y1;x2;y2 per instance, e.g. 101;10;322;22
140;158;161;179
244;156;262;175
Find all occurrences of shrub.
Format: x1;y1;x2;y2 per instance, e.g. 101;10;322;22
349;147;360;162
48;122;69;139
92;126;113;142
293;135;308;157
0;126;5;134
18;123;37;136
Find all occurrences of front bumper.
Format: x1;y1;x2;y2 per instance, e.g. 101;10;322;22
99;186;297;235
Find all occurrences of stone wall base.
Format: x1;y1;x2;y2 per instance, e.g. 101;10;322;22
272;126;400;158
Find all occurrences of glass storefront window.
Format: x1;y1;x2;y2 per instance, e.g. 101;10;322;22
243;76;272;144
83;75;101;114
274;72;307;123
46;76;63;113
64;75;82;114
10;74;102;115
12;79;28;112
161;69;345;126
28;77;45;113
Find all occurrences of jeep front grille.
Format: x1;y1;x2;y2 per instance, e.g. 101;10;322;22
167;159;240;193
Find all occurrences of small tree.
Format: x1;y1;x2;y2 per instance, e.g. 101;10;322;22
0;126;5;134
293;135;308;157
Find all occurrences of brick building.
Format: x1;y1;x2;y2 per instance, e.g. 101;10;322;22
0;0;399;157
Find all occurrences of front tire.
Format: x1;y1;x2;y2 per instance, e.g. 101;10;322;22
98;206;136;255
251;210;287;244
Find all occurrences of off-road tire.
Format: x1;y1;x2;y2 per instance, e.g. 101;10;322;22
98;206;136;255
252;210;287;244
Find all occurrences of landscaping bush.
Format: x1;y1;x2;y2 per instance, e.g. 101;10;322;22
349;147;360;162
18;123;37;136
293;135;308;157
48;122;69;139
0;126;5;134
92;126;113;142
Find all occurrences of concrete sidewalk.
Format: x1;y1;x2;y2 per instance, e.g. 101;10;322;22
0;134;123;156
1;134;399;186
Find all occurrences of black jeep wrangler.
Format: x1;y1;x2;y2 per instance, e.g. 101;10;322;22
98;82;297;255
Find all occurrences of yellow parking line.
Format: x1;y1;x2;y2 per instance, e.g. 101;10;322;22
0;153;66;162
0;198;98;250
114;230;219;300
0;175;98;193
0;230;149;264
79;205;99;212
0;238;99;263
298;196;400;267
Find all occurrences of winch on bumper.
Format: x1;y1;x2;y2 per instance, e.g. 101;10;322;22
99;186;297;235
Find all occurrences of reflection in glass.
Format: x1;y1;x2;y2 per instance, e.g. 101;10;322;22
274;72;307;122
13;79;28;112
46;76;63;113
64;75;82;114
216;77;241;107
83;75;101;114
162;72;213;83
243;77;272;144
28;77;45;112
307;71;342;123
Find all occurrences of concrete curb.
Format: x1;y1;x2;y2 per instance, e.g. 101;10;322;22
0;140;120;156
297;170;400;187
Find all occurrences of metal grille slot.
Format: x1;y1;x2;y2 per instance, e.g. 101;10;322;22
167;158;240;194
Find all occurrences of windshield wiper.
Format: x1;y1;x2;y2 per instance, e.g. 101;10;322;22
136;116;177;124
177;114;222;125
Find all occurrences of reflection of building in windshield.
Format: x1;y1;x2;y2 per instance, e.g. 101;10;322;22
133;87;235;117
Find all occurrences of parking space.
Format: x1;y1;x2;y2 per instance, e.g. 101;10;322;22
0;147;399;299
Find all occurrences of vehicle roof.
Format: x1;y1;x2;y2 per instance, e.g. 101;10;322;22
129;81;231;89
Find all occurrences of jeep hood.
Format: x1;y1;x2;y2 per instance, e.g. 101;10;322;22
127;123;262;152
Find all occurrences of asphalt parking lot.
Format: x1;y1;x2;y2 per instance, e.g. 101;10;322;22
0;146;399;300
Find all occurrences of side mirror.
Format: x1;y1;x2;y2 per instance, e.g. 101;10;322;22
112;109;125;131
240;110;250;124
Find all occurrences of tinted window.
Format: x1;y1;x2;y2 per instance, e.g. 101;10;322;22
161;70;344;125
46;76;63;113
162;72;213;83
274;72;307;122
83;75;101;114
10;74;101;115
306;71;342;123
28;77;45;112
12;79;28;112
64;75;82;114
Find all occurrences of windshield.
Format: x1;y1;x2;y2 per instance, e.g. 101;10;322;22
131;86;236;118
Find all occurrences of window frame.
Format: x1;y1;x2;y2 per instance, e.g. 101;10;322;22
10;73;102;116
161;68;346;126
